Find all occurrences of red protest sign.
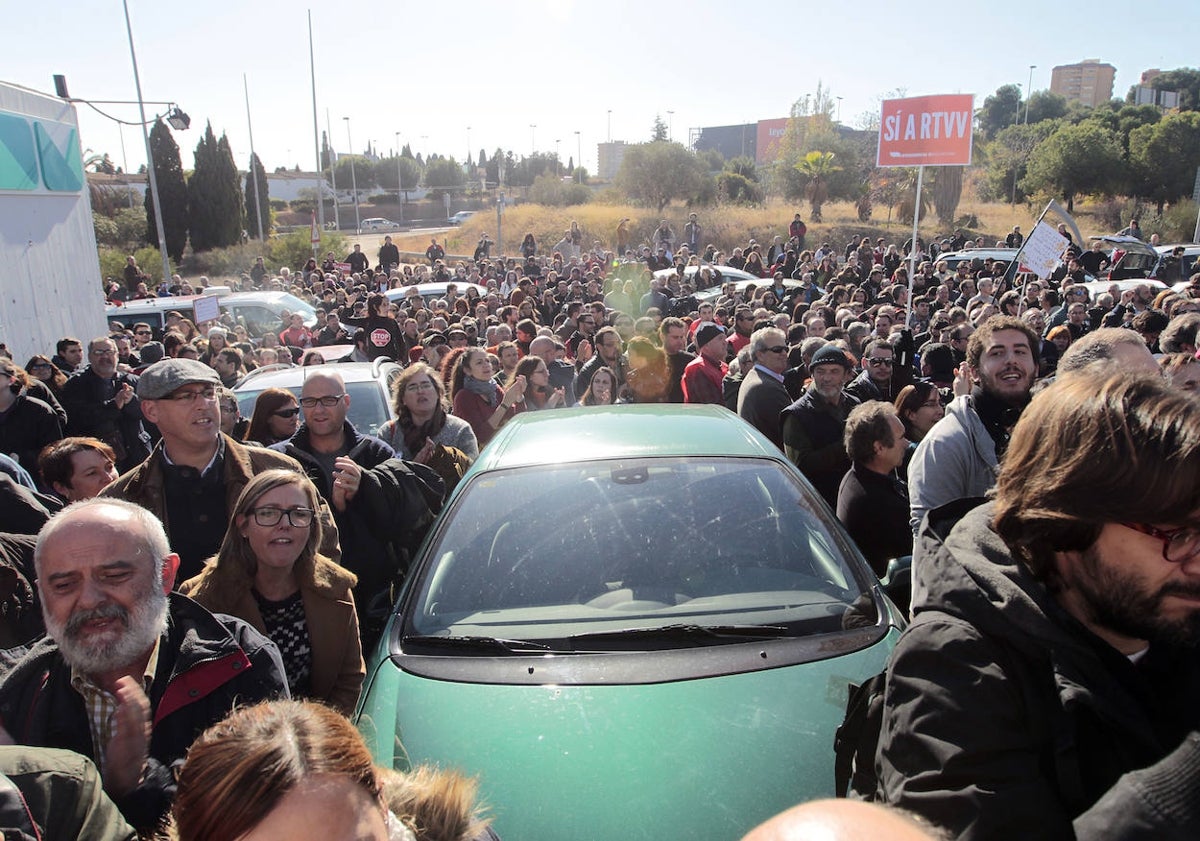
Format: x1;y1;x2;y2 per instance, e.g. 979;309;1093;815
877;94;974;167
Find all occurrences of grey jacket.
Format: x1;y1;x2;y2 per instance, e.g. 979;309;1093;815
907;394;997;535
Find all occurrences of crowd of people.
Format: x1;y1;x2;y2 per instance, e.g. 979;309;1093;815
1;208;1199;839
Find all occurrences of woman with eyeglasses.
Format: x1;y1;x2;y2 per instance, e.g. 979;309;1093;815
379;363;478;462
246;387;301;447
893;381;945;478
180;470;364;715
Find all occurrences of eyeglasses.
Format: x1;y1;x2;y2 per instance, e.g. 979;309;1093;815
868;357;895;366
28;362;51;370
1120;523;1200;563
273;406;301;418
763;345;788;354
298;394;345;408
250;506;315;528
404;381;436;393
162;387;218;403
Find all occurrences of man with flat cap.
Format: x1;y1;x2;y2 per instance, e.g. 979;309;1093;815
102;359;338;582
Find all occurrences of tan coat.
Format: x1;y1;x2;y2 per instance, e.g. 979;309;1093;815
179;553;364;716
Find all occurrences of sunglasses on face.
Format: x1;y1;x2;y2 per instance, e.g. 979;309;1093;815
273;407;301;418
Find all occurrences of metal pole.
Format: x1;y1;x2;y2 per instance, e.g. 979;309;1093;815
243;74;265;242
497;192;503;260
326;109;340;231
906;165;924;328
395;131;403;224
667;111;674;141
122;0;171;284
1025;65;1036;124
575;131;581;183
530;124;536;155
307;10;324;237
344;117;360;233
555;139;560;176
607;110;612;143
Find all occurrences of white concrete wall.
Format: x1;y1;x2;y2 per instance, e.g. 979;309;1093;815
0;81;107;362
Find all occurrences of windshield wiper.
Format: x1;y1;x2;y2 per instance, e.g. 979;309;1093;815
564;623;790;649
401;634;553;655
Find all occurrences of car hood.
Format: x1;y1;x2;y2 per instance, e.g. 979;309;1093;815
357;629;898;841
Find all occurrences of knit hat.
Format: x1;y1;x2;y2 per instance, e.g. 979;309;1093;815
695;322;725;349
810;344;853;370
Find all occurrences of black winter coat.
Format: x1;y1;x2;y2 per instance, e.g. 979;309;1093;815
60;367;150;472
0;594;288;833
878;502;1200;840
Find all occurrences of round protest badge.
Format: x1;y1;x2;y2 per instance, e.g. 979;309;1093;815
371;328;391;347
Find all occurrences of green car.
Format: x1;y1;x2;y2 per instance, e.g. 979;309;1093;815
358;405;902;840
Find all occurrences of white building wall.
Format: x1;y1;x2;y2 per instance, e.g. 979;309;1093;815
0;81;107;362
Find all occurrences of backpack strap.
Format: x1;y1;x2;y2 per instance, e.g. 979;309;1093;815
833;671;888;799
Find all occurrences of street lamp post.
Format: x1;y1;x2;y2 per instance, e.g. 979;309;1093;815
243;74;264;242
394;131;404;223
1025;65;1036;124
466;126;471;166
836;96;843;123
607;110;612;143
121;0;171;284
555;139;561;176
343;116;360;234
326;110;340;231
530;124;536;155
667;110;674;141
575;131;581;183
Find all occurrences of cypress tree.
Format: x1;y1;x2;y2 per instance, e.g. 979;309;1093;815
143;119;188;263
188;122;245;251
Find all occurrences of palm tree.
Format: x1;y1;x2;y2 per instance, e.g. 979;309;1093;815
793;151;841;222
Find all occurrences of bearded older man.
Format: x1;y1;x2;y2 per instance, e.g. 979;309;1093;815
0;499;288;833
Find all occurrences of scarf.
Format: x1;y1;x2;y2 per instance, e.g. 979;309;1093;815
463;375;499;407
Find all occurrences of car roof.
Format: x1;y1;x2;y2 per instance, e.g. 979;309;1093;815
233;360;397;391
936;248;1018;261
472;404;778;474
653;265;760;282
1155;243;1200;253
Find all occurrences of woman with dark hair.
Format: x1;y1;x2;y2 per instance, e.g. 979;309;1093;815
170;699;497;841
508;356;564;411
451;348;526;447
246;387;301;447
342;292;403;361
894;382;945;445
581;366;617;406
0;358;64;477
37;436;117;502
743;250;768;278
998;290;1022;317
521;233;537;259
379;363;478;461
180;470;364;715
24;354;67;396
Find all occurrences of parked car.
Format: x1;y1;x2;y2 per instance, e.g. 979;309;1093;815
361;217;401;232
106;290;317;340
653;264;761;291
1152;243;1200;284
356;404;903;841
233;359;402;438
384;282;489;309
1088;235;1160;281
448;211;475;225
1079;278;1167;304
934;248;1020;271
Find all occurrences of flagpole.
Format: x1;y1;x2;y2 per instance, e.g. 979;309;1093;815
905;165;923;328
1004;199;1054;293
308;10;324;238
244;74;265;243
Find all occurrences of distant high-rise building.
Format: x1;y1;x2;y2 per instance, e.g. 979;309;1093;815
597;142;629;181
1050;59;1116;108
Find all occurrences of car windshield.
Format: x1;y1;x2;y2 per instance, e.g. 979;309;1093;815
277;293;317;320
237;380;390;436
406;457;878;647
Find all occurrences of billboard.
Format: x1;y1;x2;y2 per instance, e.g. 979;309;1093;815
876;94;974;167
755;118;790;166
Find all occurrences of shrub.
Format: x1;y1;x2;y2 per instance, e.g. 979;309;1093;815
269;199;289;211
98;246;177;286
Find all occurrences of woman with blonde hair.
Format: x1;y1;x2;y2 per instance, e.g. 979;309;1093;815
180;470;364;715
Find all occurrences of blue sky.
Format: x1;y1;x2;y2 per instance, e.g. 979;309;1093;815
6;0;1195;176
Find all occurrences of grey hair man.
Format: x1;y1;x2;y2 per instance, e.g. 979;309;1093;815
737;327;792;450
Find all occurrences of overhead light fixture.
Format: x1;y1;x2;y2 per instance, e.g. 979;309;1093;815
167;106;190;131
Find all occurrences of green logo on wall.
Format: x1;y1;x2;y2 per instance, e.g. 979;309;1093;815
0;111;83;193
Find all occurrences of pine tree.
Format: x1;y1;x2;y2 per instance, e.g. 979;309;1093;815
652;115;668;142
244;152;271;240
188;122;245;252
144;119;189;263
